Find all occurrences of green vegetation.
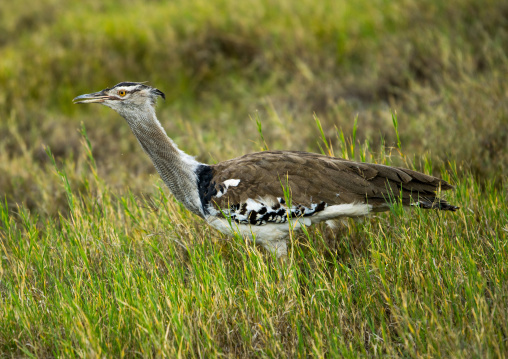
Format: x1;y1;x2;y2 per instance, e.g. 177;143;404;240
1;0;507;356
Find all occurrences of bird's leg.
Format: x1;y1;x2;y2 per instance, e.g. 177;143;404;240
264;241;291;284
261;240;288;259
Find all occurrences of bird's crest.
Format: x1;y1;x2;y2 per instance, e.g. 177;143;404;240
111;82;165;100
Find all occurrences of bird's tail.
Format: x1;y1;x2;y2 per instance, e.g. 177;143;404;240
411;197;459;211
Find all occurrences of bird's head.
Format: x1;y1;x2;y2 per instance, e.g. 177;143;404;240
73;82;165;117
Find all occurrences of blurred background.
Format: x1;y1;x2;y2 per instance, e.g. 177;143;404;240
1;0;507;215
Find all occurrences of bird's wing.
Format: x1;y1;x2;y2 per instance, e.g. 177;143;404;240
202;151;455;224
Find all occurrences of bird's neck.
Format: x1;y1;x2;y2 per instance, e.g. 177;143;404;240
123;108;204;217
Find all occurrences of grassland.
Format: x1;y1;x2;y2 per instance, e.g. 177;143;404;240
1;0;507;357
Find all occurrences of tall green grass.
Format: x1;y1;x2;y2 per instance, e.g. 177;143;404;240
1;123;507;357
1;0;507;208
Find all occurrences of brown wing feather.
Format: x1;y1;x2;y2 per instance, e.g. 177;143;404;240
209;151;455;211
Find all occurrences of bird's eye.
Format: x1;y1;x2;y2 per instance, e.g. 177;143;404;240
118;90;126;97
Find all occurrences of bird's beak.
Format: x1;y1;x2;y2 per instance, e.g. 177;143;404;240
73;91;110;104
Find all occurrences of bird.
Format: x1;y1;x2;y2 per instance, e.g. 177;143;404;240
74;82;458;258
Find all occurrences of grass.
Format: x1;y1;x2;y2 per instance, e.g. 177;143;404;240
1;0;508;356
1;130;507;357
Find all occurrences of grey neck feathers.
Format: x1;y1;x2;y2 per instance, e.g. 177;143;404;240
121;107;204;217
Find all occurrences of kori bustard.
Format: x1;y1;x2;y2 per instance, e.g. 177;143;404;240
74;82;458;258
